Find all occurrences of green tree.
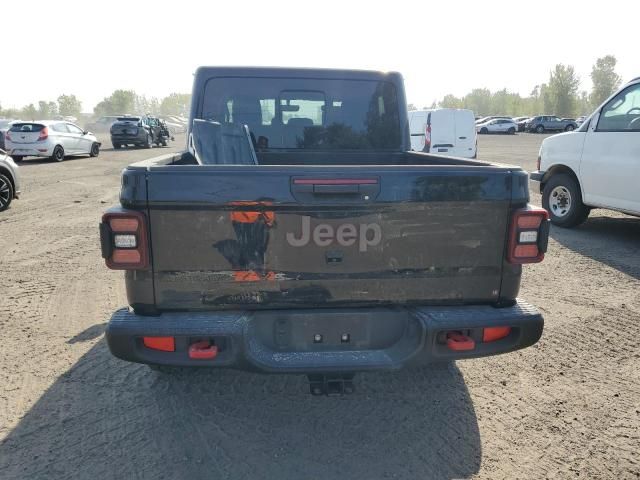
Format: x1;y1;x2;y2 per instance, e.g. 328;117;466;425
547;64;580;117
93;90;137;116
21;104;37;120
160;93;191;115
37;100;58;119
590;55;622;108
463;88;492;116
439;94;463;109
58;94;82;118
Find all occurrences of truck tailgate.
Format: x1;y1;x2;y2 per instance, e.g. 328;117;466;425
141;165;521;310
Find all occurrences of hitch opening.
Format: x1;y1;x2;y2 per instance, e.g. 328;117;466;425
308;374;355;396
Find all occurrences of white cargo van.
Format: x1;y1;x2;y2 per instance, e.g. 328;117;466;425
409;109;477;158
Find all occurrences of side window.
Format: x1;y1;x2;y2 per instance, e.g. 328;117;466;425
66;124;83;134
597;84;640;132
52;123;69;133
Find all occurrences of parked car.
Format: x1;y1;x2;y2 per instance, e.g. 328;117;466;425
476;118;517;134
531;77;640;226
158;116;187;134
525;116;577;133
110;116;172;149
0;119;17;150
575;115;587;126
474;115;512;125
5;121;100;162
85;116;121;133
409;108;477;158
100;67;549;393
514;117;531;132
0;149;21;211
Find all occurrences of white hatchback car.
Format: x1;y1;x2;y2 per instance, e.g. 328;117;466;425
5;120;100;162
476;118;517;134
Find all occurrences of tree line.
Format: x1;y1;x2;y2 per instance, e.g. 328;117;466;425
0;91;191;121
408;55;623;118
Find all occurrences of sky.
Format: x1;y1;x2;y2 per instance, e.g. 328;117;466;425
1;0;636;112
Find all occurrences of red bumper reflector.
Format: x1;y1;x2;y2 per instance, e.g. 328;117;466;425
143;336;175;352
513;244;539;259
112;249;141;264
446;332;475;351
483;326;512;342
188;341;218;360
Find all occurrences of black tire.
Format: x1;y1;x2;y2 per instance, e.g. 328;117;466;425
542;173;590;228
112;143;120;150
565;124;575;132
90;142;100;157
480;127;488;134
535;125;545;133
0;173;14;212
12;156;24;162
52;145;65;162
508;127;516;135
145;134;153;149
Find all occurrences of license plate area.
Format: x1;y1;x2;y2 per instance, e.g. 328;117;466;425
250;308;409;352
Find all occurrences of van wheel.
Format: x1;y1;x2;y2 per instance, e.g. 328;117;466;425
508;127;516;135
480;127;488;134
542;173;589;227
52;145;65;162
0;173;14;211
535;125;545;133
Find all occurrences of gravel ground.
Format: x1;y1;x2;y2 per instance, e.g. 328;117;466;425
0;133;638;479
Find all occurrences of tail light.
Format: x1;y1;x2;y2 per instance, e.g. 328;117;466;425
100;210;149;269
507;206;550;264
38;127;49;141
424;124;432;152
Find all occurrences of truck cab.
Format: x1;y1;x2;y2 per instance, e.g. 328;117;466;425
531;77;640;226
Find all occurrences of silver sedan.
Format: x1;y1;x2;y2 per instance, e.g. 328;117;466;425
0;150;21;211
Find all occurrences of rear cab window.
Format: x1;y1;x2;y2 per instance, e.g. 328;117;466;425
201;77;402;151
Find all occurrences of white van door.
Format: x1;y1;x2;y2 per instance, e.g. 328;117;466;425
453;109;477;158
580;82;640;214
409;111;428;151
429;109;456;155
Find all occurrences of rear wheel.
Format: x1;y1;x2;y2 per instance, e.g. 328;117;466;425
12;156;24;162
112;143;120;150
565;124;575;131
507;127;516;135
52;145;65;162
0;173;14;211
535;125;545;133
542;173;590;227
480;127;488;134
90;142;100;157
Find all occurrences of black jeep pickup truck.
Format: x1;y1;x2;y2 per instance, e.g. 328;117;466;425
100;67;549;394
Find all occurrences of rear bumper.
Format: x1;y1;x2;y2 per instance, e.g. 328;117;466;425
529;170;545;182
111;134;145;144
106;299;544;373
8;146;54;157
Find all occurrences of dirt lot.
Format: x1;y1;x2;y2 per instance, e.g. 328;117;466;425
0;133;638;479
